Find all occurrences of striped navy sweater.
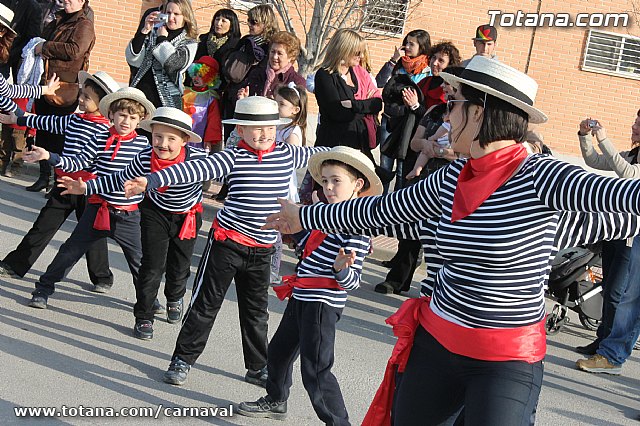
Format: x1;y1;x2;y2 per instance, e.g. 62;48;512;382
292;231;370;308
18;114;110;161
86;146;206;212
146;143;329;245
0;75;42;114
51;129;150;206
301;154;640;328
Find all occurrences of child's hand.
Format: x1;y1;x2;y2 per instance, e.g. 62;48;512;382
333;248;356;272
0;112;17;125
237;86;249;100
58;176;86;195
124;177;148;198
23;145;49;163
406;166;421;180
311;190;321;204
43;73;60;96
263;198;302;234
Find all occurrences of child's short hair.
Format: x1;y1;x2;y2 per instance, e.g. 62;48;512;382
82;79;107;100
109;99;148;117
321;159;370;193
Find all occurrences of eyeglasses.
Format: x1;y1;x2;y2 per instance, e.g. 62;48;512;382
446;99;469;115
247;19;259;26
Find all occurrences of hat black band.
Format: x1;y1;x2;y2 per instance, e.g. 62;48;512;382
460;69;534;106
0;16;12;30
88;74;111;92
233;112;280;121
152;116;192;133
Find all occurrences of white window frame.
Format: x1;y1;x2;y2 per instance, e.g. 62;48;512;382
362;0;409;37
582;29;640;81
229;0;263;12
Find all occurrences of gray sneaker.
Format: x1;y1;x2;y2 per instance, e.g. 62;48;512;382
163;357;190;385
0;261;17;277
166;299;183;324
28;293;48;309
237;396;287;420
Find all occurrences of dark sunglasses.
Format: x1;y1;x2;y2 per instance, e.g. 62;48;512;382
446;99;469;115
247;18;259;25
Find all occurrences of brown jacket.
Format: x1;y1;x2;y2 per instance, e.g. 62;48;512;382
41;5;95;83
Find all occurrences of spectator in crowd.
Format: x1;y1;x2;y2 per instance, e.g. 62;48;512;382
127;0;198;108
313;29;382;161
194;8;240;73
28;0;95;193
38;0;63;27
0;0;42;80
461;24;498;67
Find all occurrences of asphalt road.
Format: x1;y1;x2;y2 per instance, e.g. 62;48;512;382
0;172;638;425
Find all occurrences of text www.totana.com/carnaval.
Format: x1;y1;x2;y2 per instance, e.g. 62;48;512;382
13;404;234;418
488;10;630;27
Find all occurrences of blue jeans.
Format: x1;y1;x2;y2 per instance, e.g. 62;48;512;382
597;236;640;365
597;239;632;341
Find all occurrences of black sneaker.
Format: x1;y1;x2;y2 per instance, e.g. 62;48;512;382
166;299;183;324
163;357;190;385
152;298;165;315
374;281;402;295
28;292;48;309
133;320;153;340
576;340;600;356
245;366;268;387
237;395;287;420
92;283;112;293
0;260;17;277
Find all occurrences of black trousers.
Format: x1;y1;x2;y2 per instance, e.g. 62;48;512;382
393;326;543;426
34;203;142;296
385;239;421;292
135;198;202;321
4;185;112;285
173;232;274;370
267;298;349;426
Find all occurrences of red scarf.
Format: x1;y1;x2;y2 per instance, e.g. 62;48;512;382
451;144;528;222
238;140;276;163
400;54;429;76
264;62;292;96
76;113;110;125
211;219;272;248
105;127;138;161
149;147;187;193
177;203;203;240
87;195;138;231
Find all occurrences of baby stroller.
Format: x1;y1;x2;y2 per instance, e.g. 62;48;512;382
545;244;603;335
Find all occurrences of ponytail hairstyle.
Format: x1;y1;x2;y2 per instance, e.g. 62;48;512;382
275;83;308;145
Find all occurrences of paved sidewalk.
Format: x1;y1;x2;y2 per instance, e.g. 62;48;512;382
0;173;638;425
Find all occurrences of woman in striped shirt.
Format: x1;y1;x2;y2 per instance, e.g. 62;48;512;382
265;56;640;425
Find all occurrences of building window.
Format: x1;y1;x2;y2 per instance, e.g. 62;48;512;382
582;30;640;80
362;0;408;36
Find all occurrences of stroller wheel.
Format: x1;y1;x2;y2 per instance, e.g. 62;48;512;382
546;305;568;335
579;313;600;331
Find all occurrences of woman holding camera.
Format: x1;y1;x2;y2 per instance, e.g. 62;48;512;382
126;0;197;108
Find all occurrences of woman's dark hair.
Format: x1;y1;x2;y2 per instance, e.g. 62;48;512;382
429;41;461;67
210;8;241;39
0;27;16;63
83;79;107;100
321;159;371;194
403;29;431;56
460;83;528;148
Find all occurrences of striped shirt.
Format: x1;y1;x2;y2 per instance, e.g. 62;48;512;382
52;128;149;206
86;146;206;212
0;74;42;114
301;154;640;328
19;114;110;161
146;143;329;245
293;231;370;308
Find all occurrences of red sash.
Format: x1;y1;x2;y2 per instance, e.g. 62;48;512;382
176;202;203;240
363;298;546;426
211;219;272;248
149;147;186;193
105;127;138;161
87;194;138;231
54;169;97;181
238;140;275;163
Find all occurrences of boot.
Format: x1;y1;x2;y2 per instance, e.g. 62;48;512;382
26;160;51;192
0;161;10;177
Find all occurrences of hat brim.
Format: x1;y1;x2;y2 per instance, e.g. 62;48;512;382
440;72;547;124
98;91;156;122
78;71;118;96
308;151;383;197
221;117;292;126
138;118;202;143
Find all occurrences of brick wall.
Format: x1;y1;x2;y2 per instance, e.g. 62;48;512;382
89;0;639;157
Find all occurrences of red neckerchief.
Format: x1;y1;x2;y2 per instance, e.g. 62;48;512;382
303;230;328;258
150;147;186;193
238;139;276;163
451;143;528;222
105;126;138;161
76;113;110;125
191;85;208;92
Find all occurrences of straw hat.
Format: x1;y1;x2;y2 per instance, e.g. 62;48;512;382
98;87;156;120
222;96;292;126
440;56;547;124
78;71;121;95
139;107;202;143
308;146;383;197
0;4;16;35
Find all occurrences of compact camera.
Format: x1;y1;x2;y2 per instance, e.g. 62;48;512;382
154;13;169;29
588;119;598;128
